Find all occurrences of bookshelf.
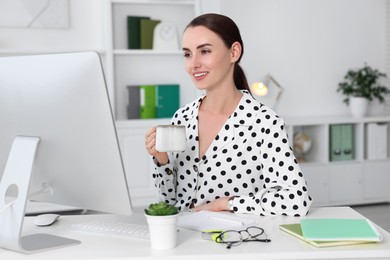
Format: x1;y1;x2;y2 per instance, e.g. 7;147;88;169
285;115;390;207
103;0;201;206
104;0;201;121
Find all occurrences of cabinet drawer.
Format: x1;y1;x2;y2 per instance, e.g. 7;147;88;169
329;163;363;202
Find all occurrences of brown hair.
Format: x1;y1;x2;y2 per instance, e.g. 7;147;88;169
185;13;251;93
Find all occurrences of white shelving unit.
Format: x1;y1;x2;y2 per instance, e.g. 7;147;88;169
104;0;201;206
285;115;390;207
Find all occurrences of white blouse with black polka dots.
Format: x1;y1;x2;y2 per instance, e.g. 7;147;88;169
152;90;312;216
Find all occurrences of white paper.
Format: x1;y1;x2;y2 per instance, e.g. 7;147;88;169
177;211;256;231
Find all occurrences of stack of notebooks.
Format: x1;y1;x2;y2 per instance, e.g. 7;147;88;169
279;218;383;248
127;84;180;119
127;16;161;49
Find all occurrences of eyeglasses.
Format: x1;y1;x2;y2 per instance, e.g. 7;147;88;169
214;226;271;249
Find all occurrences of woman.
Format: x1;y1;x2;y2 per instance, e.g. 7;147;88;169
145;13;312;216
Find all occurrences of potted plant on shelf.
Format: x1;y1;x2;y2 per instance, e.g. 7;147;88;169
144;201;179;250
337;64;390;117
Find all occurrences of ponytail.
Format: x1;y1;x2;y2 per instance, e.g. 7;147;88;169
234;64;251;93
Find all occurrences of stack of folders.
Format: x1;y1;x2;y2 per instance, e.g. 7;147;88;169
127;16;161;49
279;218;383;248
127;84;180;120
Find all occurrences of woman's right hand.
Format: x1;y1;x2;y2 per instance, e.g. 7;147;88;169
145;127;169;165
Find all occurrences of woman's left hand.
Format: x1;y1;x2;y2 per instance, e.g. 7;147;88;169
192;197;230;212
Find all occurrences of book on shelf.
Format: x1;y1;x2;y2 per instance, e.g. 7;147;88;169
140;85;156;119
329;124;354;161
156;84;180;119
127;16;150;49
140;19;161;49
366;122;388;160
126;85;140;119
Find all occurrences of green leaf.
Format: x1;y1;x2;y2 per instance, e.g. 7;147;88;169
145;202;179;216
337;63;389;105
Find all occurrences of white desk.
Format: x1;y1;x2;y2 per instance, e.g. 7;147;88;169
1;207;390;260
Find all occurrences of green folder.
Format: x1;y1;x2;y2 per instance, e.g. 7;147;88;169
127;16;150;49
140;19;161;49
279;223;373;248
329;124;354;161
140;85;156;119
300;219;382;241
156;84;180;118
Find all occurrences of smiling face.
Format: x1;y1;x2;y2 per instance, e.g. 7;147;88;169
182;25;241;92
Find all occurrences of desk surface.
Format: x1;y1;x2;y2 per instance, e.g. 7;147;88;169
1;206;390;260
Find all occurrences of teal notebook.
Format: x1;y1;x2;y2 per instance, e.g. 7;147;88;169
279;223;372;248
300;218;382;241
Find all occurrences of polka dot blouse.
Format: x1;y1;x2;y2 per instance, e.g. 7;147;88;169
152;90;312;217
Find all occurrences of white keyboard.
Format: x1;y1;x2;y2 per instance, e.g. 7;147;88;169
71;220;149;239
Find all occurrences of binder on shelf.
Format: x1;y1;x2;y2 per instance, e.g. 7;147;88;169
156;84;180;118
279;223;372;248
140;19;161;49
126;85;140;119
127;16;150;49
140;85;156;119
329;124;354;161
366;123;388;160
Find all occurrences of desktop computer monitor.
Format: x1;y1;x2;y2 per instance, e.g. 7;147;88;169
0;52;133;216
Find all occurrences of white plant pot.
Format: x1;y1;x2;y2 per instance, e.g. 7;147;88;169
349;97;369;118
145;213;179;250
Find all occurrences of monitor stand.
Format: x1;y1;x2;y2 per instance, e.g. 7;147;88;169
0;136;80;254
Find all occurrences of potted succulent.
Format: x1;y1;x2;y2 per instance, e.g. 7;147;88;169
144;202;179;250
337;64;390;117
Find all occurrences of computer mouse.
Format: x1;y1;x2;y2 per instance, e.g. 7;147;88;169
34;213;60;227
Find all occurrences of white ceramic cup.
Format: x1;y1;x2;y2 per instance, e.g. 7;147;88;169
155;125;186;152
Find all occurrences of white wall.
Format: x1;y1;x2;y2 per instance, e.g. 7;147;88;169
0;0;104;51
219;0;387;118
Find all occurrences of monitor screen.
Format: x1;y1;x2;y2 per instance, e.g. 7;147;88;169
0;52;132;216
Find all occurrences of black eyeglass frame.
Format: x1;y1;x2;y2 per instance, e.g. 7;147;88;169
214;226;271;249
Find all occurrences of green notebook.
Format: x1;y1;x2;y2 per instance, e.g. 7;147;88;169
300;219;382;241
279;223;373;248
